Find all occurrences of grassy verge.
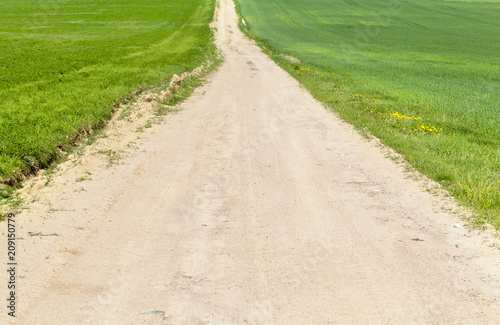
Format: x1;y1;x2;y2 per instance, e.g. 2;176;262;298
0;0;218;191
234;0;500;229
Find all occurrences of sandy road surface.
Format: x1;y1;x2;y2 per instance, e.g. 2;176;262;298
2;0;500;323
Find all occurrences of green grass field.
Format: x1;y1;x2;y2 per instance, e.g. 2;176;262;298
0;0;216;192
236;0;500;228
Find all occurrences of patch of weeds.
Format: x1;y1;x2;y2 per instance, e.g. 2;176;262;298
160;89;183;107
0;191;24;220
76;172;92;183
158;85;188;107
156;106;179;116
43;166;59;186
153;116;165;124
156;56;222;112
126;141;139;150
74;146;85;157
83;130;106;148
47;205;75;213
246;60;258;71
98;149;123;167
118;106;133;121
27;180;37;191
28;232;59;237
44;174;52;186
0;185;15;200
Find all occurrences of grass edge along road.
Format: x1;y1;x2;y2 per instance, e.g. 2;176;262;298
0;0;218;204
234;0;500;230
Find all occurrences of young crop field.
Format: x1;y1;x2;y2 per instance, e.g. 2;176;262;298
0;0;216;194
236;0;500;227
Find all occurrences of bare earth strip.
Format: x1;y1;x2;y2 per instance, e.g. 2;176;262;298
1;0;500;323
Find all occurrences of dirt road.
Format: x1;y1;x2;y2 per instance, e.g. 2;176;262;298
2;0;500;323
